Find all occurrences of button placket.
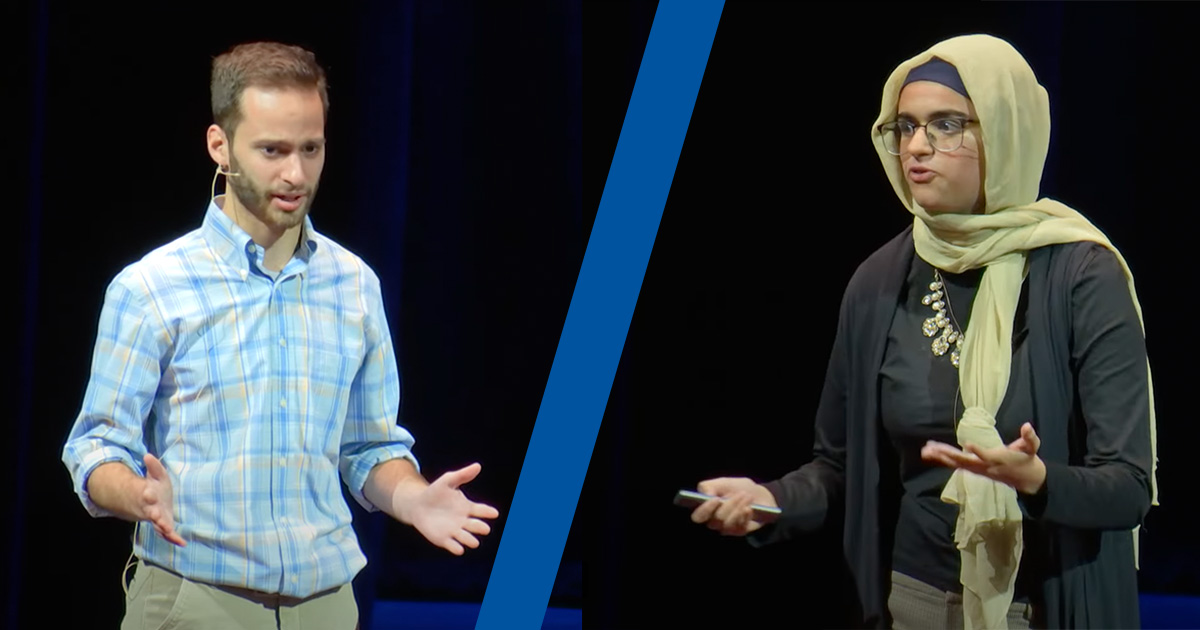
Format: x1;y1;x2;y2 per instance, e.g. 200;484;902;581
270;271;288;568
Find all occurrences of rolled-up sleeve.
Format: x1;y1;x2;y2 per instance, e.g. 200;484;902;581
338;270;418;512
62;273;168;517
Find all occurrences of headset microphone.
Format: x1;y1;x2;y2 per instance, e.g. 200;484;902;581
210;164;243;203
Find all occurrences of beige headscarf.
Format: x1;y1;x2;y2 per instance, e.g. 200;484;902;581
870;35;1158;629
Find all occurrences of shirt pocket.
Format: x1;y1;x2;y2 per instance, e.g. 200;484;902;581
302;348;360;447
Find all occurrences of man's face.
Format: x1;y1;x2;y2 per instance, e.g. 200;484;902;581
896;81;984;214
225;86;326;231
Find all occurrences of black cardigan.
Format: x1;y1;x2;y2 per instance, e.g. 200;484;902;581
752;226;1153;629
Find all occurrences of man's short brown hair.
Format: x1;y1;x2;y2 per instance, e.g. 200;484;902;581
211;42;329;138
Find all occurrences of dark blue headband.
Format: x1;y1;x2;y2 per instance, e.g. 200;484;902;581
903;57;969;99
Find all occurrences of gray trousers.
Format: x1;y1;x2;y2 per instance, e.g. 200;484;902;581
121;559;359;630
889;571;1034;630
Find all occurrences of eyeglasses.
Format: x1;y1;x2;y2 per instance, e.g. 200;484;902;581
876;117;977;155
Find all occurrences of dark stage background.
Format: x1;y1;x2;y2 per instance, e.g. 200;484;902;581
581;2;1200;629
9;1;1200;629
7;1;582;629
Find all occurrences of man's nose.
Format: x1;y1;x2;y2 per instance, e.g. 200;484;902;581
280;153;306;187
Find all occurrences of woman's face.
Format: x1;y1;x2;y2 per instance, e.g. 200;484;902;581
895;80;985;214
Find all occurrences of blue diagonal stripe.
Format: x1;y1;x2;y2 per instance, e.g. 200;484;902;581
475;2;725;627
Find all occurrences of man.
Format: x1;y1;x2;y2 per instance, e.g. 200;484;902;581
62;41;499;629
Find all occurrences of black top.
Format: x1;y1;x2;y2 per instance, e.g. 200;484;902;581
751;228;1153;629
879;254;1035;596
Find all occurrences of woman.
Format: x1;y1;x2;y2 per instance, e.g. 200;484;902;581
690;34;1157;629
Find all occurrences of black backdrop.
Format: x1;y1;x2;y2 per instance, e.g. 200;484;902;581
582;2;1200;628
7;1;1200;629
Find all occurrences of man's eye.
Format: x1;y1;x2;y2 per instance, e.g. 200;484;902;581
261;146;278;156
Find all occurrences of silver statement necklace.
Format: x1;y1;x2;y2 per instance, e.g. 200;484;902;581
921;269;965;368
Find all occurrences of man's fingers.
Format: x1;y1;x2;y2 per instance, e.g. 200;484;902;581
464;518;492;537
454;530;481;550
470;502;499;520
443;539;465;556
148;510;170;534
442;463;482;490
144;454;167;481
142;455;183;548
152;521;186;547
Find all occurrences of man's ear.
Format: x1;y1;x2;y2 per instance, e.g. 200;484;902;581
207;124;232;168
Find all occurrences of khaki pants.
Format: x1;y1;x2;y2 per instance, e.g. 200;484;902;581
121;560;359;630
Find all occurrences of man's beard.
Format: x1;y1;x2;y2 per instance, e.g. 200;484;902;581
227;154;317;231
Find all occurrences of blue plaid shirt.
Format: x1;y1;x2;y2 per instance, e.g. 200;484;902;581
63;200;418;597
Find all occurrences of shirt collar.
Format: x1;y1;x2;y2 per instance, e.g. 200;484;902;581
202;197;321;274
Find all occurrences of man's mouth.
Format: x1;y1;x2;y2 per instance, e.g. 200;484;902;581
271;193;305;212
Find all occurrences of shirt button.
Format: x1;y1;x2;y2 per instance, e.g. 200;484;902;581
246;243;254;253
291;576;298;584
279;338;286;347
279;399;287;408
279;458;286;468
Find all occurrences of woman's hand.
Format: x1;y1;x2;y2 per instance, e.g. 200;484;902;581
922;422;1047;495
689;477;778;536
